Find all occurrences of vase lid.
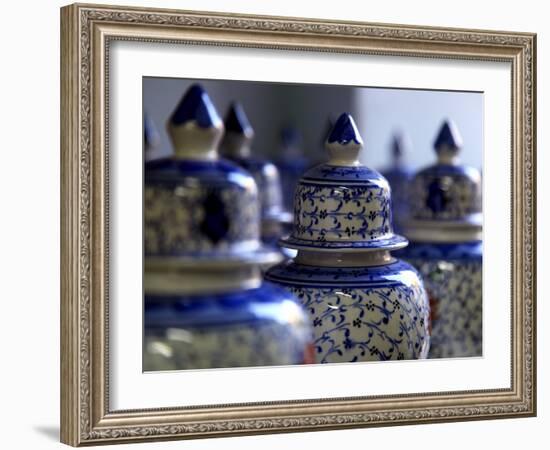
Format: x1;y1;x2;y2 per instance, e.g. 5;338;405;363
404;119;482;242
281;112;407;252
145;85;281;267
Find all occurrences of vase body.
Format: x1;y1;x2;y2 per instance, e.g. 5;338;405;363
144;282;313;370
266;259;430;363
397;241;482;358
266;113;430;364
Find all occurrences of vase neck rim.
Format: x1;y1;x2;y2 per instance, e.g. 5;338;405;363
144;264;262;295
295;250;394;267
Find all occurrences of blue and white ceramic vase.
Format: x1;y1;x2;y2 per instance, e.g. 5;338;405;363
144;85;313;370
266;113;430;364
381;132;414;234
221;103;292;247
398;120;482;358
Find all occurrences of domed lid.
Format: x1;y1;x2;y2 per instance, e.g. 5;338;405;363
404;119;482;242
144;84;280;266
281;113;407;252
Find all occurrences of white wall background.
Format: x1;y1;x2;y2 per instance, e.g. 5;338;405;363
0;0;545;449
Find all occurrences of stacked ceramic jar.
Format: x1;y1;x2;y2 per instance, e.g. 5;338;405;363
266;113;431;363
381;132;414;234
143;85;313;371
398;120;482;358
220;103;292;249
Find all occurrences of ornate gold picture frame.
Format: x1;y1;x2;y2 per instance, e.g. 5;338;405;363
60;3;536;446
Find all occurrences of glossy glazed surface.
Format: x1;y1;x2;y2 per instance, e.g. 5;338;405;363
144;282;313;370
144;158;261;260
398;241;482;358
409;164;482;222
266;260;430;363
406;120;482;226
227;155;286;224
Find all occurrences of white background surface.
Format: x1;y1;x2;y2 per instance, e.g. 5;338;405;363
0;0;546;449
111;41;510;409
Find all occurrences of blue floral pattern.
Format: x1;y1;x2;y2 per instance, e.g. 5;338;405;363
144;182;259;257
144;283;313;370
400;242;482;358
144;320;312;370
409;166;481;221
301;165;387;183
292;182;394;244
266;261;430;363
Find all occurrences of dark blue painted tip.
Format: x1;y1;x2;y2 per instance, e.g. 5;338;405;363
392;134;403;158
434;120;463;152
327;113;363;146
170;84;221;128
224;102;253;135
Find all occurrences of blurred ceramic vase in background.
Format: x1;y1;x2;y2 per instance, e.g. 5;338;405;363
274;126;308;213
221;102;292;249
398;119;482;358
381;132;414;233
266;113;430;364
143;84;313;370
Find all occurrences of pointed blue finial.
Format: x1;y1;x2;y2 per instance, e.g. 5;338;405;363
221;102;254;158
327;113;363;146
169;84;222;128
325;113;363;166
224;102;254;137
391;131;412;163
167;85;224;160
434;120;463;153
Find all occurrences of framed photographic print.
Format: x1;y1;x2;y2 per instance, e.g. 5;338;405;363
60;2;536;446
